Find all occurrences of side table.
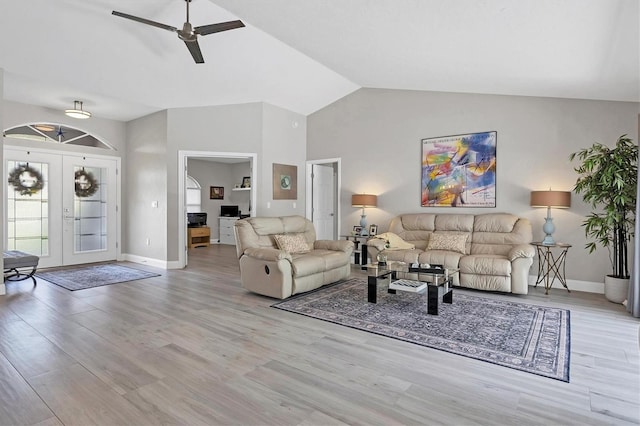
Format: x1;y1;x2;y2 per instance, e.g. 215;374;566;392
531;242;571;295
341;235;369;270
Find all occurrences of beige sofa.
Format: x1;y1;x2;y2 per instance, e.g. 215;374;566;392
367;213;535;294
234;215;354;299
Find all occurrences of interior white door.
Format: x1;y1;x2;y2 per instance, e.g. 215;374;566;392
5;148;118;267
5;149;63;268
312;163;336;240
62;156;118;266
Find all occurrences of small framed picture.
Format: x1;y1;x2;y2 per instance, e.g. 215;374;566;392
353;225;363;235
210;186;224;200
369;224;378;235
241;176;251;188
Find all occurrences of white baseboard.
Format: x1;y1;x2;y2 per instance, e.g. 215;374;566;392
122;253;183;270
528;275;604;294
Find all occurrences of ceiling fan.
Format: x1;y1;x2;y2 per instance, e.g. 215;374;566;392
112;0;245;64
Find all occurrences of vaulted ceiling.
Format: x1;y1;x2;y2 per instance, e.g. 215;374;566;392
0;0;637;122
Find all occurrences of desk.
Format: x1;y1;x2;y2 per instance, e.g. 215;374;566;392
219;217;239;245
341;235;369;270
531;242;571;295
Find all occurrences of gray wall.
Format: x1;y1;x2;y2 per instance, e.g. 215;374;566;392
260;103;307;217
125;111;168;260
163;102;306;262
307;88;640;284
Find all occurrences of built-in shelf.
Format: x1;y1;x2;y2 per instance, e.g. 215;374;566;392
232;187;251;191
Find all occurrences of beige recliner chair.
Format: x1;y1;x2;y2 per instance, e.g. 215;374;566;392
234;215;354;299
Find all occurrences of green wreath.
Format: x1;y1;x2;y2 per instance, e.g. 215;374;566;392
75;169;99;198
8;164;45;196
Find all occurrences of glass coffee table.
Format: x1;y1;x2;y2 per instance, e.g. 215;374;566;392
366;261;459;315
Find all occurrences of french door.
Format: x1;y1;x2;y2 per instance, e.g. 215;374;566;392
5;148;118;268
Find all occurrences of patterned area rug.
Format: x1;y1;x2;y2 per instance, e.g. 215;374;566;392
36;264;160;291
273;278;570;382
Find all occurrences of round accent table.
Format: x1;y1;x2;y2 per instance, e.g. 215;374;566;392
531;242;571;295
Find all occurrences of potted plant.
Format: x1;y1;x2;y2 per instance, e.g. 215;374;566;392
569;135;638;303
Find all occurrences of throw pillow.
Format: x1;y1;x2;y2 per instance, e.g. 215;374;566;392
274;234;311;254
427;232;468;254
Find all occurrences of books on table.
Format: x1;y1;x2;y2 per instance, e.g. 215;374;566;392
389;279;427;292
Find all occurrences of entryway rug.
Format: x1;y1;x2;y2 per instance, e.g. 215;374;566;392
36;264;161;291
272;278;570;382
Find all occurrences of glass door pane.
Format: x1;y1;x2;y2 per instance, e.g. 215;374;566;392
6;160;49;255
62;156;117;266
74;166;107;253
5;149;63;268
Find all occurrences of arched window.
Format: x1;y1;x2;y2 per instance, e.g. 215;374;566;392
186;175;202;213
3;123;115;150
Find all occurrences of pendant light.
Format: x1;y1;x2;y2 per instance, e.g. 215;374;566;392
65;100;92;119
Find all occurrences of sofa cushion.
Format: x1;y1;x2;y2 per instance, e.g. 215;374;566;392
274;233;311;254
417;250;463;269
426;232;467;254
459;254;511;276
291;249;350;277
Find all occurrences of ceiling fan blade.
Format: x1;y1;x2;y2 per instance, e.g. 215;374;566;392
194;20;245;36
184;40;205;64
112;11;178;33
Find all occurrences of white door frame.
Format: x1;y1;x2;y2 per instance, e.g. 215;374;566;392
305;158;341;239
177;150;257;269
4;145;122;265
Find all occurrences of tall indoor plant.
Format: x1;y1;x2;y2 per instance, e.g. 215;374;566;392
569;135;638;303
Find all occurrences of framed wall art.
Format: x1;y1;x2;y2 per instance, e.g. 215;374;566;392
273;163;297;200
210;186;224;200
421;131;497;207
241;176;251;188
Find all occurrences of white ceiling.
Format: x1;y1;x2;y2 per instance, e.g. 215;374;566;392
0;0;637;122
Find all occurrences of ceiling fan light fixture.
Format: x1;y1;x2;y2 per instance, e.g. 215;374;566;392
65;100;92;119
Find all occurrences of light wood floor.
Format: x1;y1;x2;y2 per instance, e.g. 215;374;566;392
1;244;638;426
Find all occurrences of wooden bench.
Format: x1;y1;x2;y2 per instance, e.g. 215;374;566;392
3;250;39;286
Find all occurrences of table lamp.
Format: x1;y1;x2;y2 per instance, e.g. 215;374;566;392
352;193;377;236
530;189;571;245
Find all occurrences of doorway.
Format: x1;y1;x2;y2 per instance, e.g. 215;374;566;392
178;150;257;268
5;147;119;268
306;158;341;240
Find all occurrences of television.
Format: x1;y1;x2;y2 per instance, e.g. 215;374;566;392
220;205;239;217
187;212;207;227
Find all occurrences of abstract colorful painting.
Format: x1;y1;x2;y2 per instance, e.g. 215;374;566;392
421;131;496;207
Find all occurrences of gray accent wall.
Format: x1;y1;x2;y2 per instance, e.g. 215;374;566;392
261;103;307;218
162;103;306;262
307;88;640;284
125;110;168;261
